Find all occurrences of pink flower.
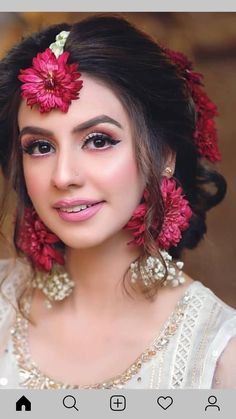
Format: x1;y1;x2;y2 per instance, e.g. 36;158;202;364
17;207;65;272
125;202;147;246
157;177;192;249
124;190;149;246
18;48;83;113
125;178;192;250
165;48;221;162
192;85;221;162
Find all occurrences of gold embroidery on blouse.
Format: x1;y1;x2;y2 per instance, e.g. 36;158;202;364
11;291;191;389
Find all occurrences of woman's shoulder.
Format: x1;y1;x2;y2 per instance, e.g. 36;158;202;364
0;256;33;299
166;276;236;388
177;274;236;350
0;257;33;356
183;278;236;361
186;278;236;318
188;280;236;389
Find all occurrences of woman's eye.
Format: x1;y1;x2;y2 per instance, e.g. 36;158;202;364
21;140;54;156
82;133;120;149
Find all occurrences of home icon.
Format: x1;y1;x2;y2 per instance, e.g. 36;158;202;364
16;395;31;411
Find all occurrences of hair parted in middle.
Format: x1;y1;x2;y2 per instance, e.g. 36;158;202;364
0;14;226;274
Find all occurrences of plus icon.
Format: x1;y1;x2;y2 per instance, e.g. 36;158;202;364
110;395;126;411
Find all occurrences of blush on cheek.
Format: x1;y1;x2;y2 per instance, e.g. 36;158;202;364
103;157;144;200
106;154;140;182
117;158;144;188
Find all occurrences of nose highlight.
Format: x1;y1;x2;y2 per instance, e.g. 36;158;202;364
51;152;83;189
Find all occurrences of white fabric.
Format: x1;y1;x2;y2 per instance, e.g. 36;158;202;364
0;257;236;389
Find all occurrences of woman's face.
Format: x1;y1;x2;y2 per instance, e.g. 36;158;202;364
18;75;145;249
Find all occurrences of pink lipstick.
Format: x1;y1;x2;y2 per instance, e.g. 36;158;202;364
56;201;104;222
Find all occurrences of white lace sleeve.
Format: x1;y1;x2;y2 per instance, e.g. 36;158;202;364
212;336;236;389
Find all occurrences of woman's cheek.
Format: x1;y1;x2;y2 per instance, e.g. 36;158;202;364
101;156;144;204
101;151;140;183
23;166;46;199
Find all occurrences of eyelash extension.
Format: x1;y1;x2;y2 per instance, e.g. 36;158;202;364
82;132;121;148
21;140;54;155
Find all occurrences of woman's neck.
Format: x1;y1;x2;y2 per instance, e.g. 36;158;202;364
63;230;143;316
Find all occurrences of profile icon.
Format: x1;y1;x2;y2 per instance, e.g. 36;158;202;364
205;395;220;411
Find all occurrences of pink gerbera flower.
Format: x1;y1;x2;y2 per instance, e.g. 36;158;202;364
16;207;65;272
18;48;83;113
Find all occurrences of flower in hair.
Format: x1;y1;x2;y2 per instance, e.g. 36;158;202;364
18;31;83;113
165;49;221;162
125;177;192;250
17;207;64;272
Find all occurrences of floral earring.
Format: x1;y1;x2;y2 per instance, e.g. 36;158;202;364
125;175;192;249
124;172;192;288
16;207;65;272
16;207;75;308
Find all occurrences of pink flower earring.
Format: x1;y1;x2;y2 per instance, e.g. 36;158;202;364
157;176;192;249
16;207;74;308
125;173;192;249
125;169;192;288
16;207;65;272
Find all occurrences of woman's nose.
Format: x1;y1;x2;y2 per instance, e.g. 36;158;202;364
51;149;84;189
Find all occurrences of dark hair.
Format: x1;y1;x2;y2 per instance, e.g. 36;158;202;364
0;15;227;298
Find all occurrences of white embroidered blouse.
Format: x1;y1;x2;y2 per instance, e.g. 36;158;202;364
0;257;236;389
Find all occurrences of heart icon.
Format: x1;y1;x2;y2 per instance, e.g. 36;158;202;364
157;396;173;410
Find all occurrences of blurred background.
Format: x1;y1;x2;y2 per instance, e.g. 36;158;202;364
0;12;235;307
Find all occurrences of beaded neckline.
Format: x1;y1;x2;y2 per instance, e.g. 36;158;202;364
11;285;193;389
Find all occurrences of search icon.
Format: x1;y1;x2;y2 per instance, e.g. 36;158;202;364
63;395;79;411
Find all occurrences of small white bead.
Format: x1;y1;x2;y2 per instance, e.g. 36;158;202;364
176;261;184;269
172;279;179;287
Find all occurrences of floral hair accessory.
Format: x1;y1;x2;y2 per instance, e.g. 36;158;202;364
125;177;192;250
16;207;65;272
165;49;221;163
18;30;83;113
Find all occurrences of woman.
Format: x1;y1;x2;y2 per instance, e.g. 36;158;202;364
0;15;235;389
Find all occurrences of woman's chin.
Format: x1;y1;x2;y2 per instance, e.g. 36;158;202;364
59;235;109;250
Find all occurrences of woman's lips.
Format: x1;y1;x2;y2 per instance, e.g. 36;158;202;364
53;198;103;208
56;201;105;222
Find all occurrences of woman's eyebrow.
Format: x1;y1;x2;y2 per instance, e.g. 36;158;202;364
72;115;123;132
19;114;123;140
19;126;53;140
